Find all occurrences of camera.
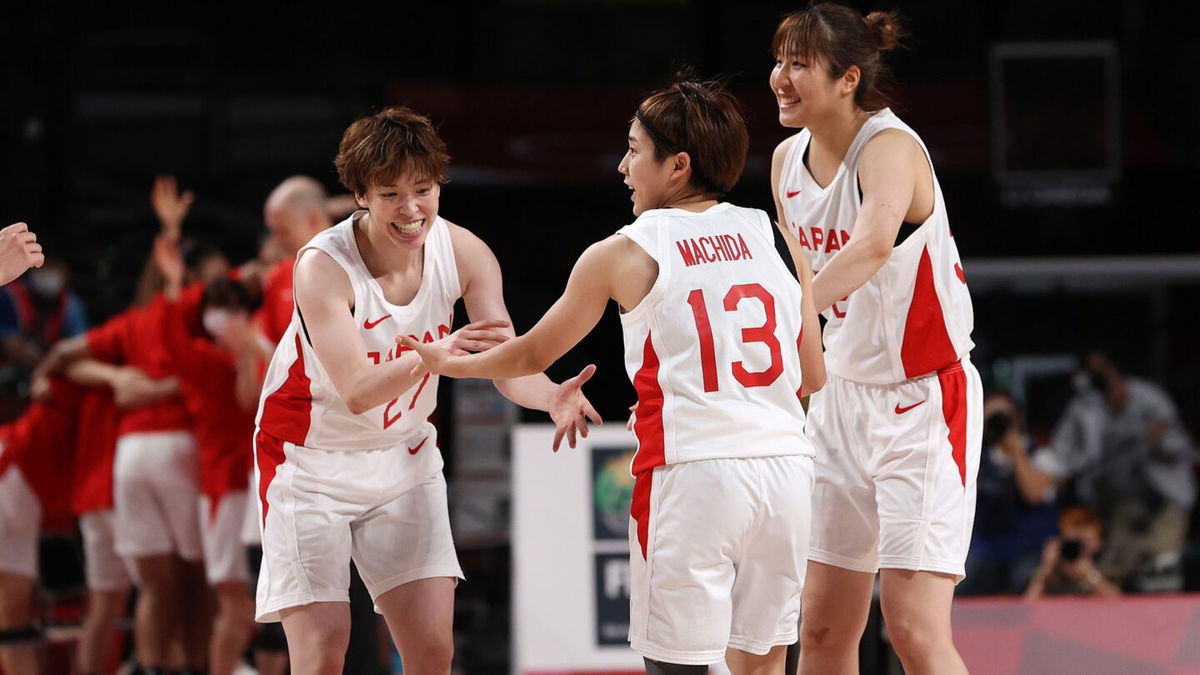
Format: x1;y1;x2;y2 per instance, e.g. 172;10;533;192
1060;538;1084;562
981;410;1013;447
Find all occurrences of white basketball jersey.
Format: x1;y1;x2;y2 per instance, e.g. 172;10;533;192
778;109;974;385
256;212;459;456
618;203;814;477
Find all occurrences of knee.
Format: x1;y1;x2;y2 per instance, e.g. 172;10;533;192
800;620;846;652
880;606;941;662
403;633;454;670
293;624;351;671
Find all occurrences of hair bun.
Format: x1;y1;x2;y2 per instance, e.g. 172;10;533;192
864;10;903;52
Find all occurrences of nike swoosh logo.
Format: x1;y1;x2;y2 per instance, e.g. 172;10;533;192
786;189;802;198
895;400;926;414
408;438;427;455
363;315;392;330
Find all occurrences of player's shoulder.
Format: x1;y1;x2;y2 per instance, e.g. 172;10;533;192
772;131;805;166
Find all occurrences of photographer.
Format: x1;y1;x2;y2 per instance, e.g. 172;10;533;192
1025;506;1121;599
1036;350;1196;591
960;392;1059;595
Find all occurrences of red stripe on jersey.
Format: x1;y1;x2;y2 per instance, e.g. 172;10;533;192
255;430;286;527
900;246;958;379
630;333;665;476
631;469;653;560
795;327;804;399
258;334;313;445
938;362;968;487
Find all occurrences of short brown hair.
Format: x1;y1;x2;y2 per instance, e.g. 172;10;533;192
334;106;451;196
1060;505;1102;533
771;2;906;111
634;78;748;196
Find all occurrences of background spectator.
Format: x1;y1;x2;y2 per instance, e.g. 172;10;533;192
1025;505;1121;599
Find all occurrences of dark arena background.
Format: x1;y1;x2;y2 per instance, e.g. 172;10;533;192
1;1;1199;673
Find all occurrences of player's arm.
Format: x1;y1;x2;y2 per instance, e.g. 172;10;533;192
809;129;918;312
406;236;622;381
295;248;505;415
771;136;826;396
294;249;422;414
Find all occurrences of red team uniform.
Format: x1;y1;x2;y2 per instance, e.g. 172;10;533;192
778;109;983;579
0;379;81;580
161;297;256;585
253;212;461;622
619;203;815;664
86;293;203;564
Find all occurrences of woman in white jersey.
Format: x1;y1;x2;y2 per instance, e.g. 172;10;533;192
404;80;825;675
253;106;600;675
768;4;983;674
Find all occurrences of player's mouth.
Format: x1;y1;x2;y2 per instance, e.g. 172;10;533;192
390;219;424;237
625;181;636;202
778;96;800;109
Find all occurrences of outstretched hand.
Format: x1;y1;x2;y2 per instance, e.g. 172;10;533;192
151;175;195;238
548;364;602;452
397;319;511;377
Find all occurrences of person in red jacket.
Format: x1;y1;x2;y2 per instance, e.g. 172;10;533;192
157;233;261;675
0;377;80;675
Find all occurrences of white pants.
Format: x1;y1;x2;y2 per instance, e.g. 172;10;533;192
807;359;983;579
629;455;814;665
254;431;463;623
113;431;202;560
200;492;251;585
0;468;40;579
79;510;135;591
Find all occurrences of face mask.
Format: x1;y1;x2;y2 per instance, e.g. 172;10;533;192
202;308;237;339
27;270;65;298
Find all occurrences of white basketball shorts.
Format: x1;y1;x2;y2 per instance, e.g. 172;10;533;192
629;454;815;665
200;491;251;586
113;431;202;561
0;467;41;579
78;509;135;592
806;359;983;579
253;428;463;623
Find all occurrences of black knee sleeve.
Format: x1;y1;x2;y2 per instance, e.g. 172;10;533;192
785;640;800;675
0;625;41;645
643;657;708;674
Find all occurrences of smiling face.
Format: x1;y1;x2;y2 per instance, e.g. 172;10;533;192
356;173;441;250
770;51;851;129
617;120;679;216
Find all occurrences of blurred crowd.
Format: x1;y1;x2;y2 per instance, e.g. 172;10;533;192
0;175;359;675
960;350;1198;599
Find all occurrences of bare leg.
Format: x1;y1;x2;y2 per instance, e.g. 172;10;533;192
376;577;455;675
879;569;967;675
133;554;182;668
77;588;129;675
208;581;255;675
0;570;38;675
797;562;875;675
178;559;212;670
279;602;350;675
726;644;788;675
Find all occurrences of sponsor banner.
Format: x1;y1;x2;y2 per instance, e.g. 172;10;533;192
513;425;642;674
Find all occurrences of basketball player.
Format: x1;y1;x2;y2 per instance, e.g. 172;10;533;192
403;79;825;674
0;377;80;675
258;175;335;346
156;235;259;675
768;5;982;674
0;222;44;286
254;106;600;675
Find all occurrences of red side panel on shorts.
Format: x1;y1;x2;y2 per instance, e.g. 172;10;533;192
258;333;313;445
938;362;968;487
631;470;653;560
900;247;958;379
255;430;286;527
630;333;665;476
